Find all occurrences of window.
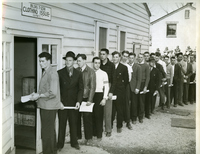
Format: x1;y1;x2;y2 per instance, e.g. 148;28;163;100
185;10;190;19
2;42;12;99
166;24;177;38
42;44;57;66
120;31;126;52
99;27;107;51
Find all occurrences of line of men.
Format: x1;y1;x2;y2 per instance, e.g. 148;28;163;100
31;48;196;154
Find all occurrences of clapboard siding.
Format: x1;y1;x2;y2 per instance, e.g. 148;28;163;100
3;2;150;63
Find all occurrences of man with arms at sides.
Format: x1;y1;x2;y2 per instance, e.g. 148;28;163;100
99;48;116;137
170;56;176;105
147;56;160;116
163;55;173;108
112;51;129;133
92;57;109;141
188;54;196;104
144;51;150;64
182;54;193;105
174;52;185;107
154;52;167;110
57;51;84;151
31;52;64;154
129;52;142;124
121;50;133;130
137;53;150;123
76;54;96;144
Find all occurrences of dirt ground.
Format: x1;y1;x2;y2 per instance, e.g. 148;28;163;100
59;103;196;154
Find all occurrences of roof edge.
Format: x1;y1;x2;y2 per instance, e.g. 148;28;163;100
143;3;151;17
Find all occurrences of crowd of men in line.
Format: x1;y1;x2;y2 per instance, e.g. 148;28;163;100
30;47;196;154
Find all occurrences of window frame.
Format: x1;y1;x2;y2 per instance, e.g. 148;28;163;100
166;22;178;38
185;10;190;19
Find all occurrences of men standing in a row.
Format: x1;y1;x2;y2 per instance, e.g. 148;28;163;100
129;53;142;124
137;53;150;122
92;57;109;140
31;52;64;154
182;54;193;105
112;51;129;133
189;54;196;104
121;50;133;130
76;54;96;143
57;51;83;150
100;48;116;137
174;52;185;107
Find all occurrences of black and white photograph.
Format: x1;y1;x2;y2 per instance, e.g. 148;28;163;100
1;0;199;154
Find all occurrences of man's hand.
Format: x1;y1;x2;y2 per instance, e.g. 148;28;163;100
60;103;64;110
184;76;188;79
86;101;92;106
100;98;106;106
108;93;113;100
143;87;147;94
135;89;139;94
153;90;158;96
75;102;80;110
30;92;40;101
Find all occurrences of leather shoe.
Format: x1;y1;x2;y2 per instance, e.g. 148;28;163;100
174;104;177;107
132;120;136;124
57;148;62;152
126;123;133;130
145;116;150;119
178;103;184;106
139;119;143;123
106;132;111;137
117;128;122;133
71;145;80;150
183;102;188;105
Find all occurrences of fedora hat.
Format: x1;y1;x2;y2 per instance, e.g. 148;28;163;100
63;51;76;60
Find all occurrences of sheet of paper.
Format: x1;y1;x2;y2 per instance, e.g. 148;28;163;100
21;95;31;103
112;95;117;100
140;90;149;94
79;101;94;112
63;106;77;109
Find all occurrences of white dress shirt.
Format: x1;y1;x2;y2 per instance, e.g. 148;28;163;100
158;59;166;73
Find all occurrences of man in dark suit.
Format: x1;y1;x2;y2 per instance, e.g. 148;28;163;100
129;53;142;124
174;52;185;107
146;56;160;118
111;51;129;133
57;51;84;151
183;54;193;105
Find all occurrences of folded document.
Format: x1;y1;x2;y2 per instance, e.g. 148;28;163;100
79;101;94;112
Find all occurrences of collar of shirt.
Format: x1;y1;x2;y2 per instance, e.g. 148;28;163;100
138;60;144;64
81;64;87;72
66;66;74;74
115;63;119;69
43;65;51;75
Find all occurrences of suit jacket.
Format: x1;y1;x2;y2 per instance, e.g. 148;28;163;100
148;67;160;93
114;63;129;93
130;63;142;92
77;65;96;102
58;67;84;106
184;63;193;83
174;63;184;83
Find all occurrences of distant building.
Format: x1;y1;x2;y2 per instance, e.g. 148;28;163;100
149;3;196;54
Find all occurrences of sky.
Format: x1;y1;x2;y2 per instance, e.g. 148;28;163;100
147;2;196;22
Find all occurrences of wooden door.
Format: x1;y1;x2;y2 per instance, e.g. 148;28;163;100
2;34;14;154
36;38;61;154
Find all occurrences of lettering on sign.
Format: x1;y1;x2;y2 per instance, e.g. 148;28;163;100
21;3;51;21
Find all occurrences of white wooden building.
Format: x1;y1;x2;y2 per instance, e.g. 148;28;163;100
149;3;196;54
1;2;151;154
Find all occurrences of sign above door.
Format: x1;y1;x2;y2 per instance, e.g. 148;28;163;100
21;3;51;21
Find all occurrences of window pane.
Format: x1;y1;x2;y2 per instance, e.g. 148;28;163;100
2;42;4;70
51;45;57;64
6;42;10;69
120;31;126;52
99;27;107;51
185;10;190;19
167;24;177;36
42;44;49;52
6;71;10;97
2;73;4;98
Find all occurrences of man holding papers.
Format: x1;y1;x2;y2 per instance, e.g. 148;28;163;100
76;54;96;143
30;52;63;154
57;51;84;151
92;57;109;140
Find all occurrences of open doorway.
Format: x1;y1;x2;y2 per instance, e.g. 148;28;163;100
14;37;37;153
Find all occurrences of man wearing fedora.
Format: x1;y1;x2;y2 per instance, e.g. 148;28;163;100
57;51;84;150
